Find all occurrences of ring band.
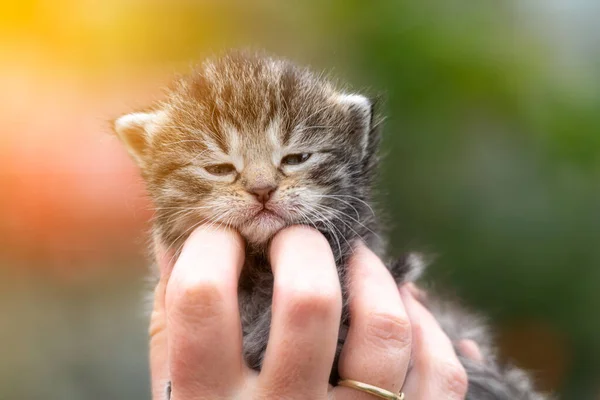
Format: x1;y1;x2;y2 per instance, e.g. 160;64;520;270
338;379;405;400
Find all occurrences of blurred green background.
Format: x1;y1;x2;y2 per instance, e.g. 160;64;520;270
1;0;599;398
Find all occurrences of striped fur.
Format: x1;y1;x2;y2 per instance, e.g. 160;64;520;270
114;50;548;399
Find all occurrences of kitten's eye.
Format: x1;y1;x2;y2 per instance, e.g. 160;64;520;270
281;153;311;166
204;163;236;176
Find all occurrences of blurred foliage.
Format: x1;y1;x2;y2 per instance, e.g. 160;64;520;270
1;0;599;398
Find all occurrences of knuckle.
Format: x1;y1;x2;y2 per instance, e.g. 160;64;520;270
365;311;412;350
282;285;342;324
438;361;469;398
169;277;227;320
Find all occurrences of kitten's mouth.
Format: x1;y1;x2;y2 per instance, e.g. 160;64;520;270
252;208;281;222
241;207;285;228
239;207;286;243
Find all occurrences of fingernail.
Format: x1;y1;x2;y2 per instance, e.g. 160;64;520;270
457;339;484;363
398;284;413;300
405;282;427;302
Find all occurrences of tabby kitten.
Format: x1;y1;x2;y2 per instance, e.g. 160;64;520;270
114;50;547;399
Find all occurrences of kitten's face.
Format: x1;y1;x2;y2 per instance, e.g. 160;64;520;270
155;116;346;244
114;53;376;248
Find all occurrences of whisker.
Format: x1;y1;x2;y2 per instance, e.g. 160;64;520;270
313;202;380;240
309;204;361;251
306;194;361;219
303;207;345;262
315;194;376;217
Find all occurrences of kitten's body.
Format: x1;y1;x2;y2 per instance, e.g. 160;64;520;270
114;51;547;399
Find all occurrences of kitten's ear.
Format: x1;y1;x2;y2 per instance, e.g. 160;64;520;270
113;110;166;167
336;93;373;159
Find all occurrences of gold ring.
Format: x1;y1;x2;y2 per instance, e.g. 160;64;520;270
338;379;405;400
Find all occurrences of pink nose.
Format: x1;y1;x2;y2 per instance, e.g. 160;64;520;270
249;185;276;203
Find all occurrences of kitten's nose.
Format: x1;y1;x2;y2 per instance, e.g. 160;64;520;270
249;185;276;203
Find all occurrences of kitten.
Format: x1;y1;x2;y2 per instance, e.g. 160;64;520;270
114;50;547;399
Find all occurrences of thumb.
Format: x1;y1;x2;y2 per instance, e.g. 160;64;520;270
149;239;174;400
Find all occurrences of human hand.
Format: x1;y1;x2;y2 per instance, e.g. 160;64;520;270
149;225;471;399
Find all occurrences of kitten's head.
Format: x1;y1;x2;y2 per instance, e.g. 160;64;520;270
114;51;380;253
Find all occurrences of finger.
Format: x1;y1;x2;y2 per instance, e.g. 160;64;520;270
335;243;411;399
400;287;469;400
149;239;175;399
404;282;428;304
166;226;246;399
258;226;342;399
457;339;483;363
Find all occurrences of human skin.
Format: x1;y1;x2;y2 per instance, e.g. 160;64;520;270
150;226;480;399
